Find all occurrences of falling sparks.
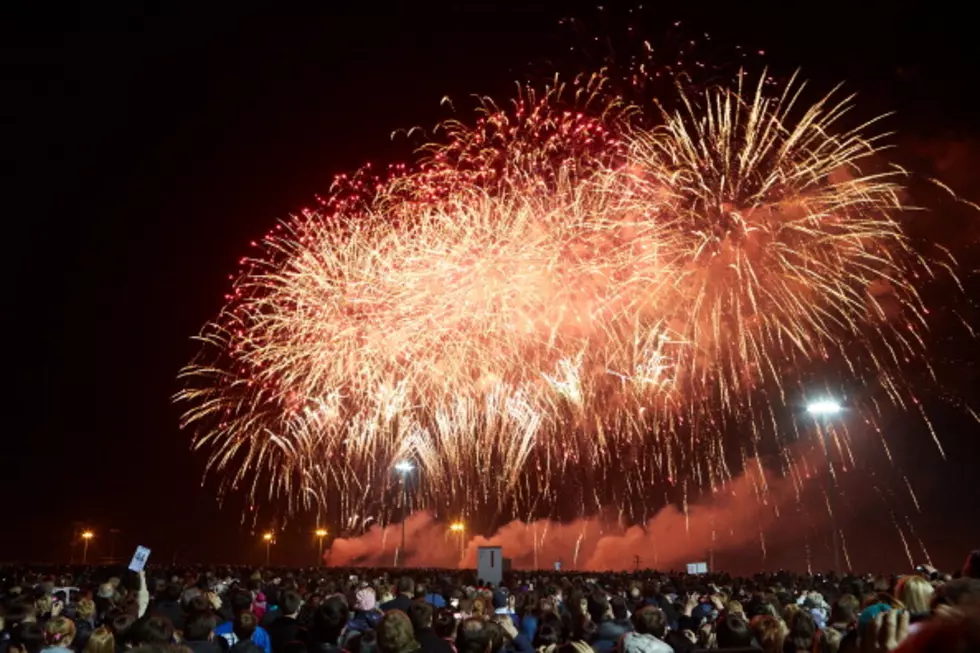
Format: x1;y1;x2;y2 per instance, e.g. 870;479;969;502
177;69;962;530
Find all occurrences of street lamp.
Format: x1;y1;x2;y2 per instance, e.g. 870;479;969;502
807;399;843;573
806;400;842;415
450;522;466;564
394;461;414;567
81;531;94;564
262;532;274;566
315;529;328;566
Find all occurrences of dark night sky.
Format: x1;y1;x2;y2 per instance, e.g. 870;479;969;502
6;3;979;569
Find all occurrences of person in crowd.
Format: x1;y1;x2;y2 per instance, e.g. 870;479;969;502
107;614;136;653
455;618;499;653
827;595;859;636
408;601;452;653
4;546;980;653
266;591;304;653
431;609;457;649
182;613;224;653
307;596;347;653
130;616;173;648
8;624;45;653
215;591;271;653
231;613;266;653
419;584;445;610
72;600;96;653
150;585;184;634
618;606;672;653
80;628;113;653
344;587;384;645
713;613;754;650
382;580;416;614
377;611;419;653
749;615;785;653
591;594;632;653
492;592;518;629
41;618;75;653
895;576;933;625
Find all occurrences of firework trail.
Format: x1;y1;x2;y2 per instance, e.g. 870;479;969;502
177;69;956;529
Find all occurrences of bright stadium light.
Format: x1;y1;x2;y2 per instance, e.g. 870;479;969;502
806;400;842;415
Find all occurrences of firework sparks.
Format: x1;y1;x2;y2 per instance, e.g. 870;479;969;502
177;70;954;527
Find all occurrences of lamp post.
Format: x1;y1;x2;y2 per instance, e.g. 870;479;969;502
394;461;414;567
81;531;94;564
807;399;843;574
109;529;121;563
449;522;465;565
315;529;328;566
263;532;274;566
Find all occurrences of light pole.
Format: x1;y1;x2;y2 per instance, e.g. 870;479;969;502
263;532;274;566
109;529;121;562
315;529;328;566
807;399;842;574
81;531;94;564
394;461;414;568
450;522;465;565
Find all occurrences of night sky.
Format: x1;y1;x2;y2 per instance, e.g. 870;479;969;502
7;3;979;569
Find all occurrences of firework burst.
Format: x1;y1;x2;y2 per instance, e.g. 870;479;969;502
177;70;954;527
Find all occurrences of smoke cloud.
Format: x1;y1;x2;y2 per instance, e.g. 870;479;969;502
325;451;888;574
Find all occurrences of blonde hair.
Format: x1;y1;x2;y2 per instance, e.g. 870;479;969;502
897;575;934;614
76;599;96;621
821;627;842;653
44;616;76;647
34;595;53;618
84;627;115;653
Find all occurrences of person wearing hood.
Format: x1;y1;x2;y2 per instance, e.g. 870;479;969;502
341;588;384;651
617;607;672;653
182;613;226;653
492;592;518;629
591;596;632;653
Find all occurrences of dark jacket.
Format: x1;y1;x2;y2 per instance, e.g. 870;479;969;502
415;628;453;653
592;619;632;653
185;640;228;653
345;611;382;634
267;616;304;653
152;599;186;632
379;595;412;613
231;638;266;653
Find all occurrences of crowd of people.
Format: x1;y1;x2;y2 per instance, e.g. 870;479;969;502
1;550;977;653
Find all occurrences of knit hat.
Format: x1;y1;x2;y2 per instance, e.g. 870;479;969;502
355;587;377;612
492;590;508;609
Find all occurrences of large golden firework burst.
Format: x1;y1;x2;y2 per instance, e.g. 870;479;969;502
177;72;949;526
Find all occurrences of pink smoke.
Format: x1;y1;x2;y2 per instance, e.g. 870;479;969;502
325;452;884;574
